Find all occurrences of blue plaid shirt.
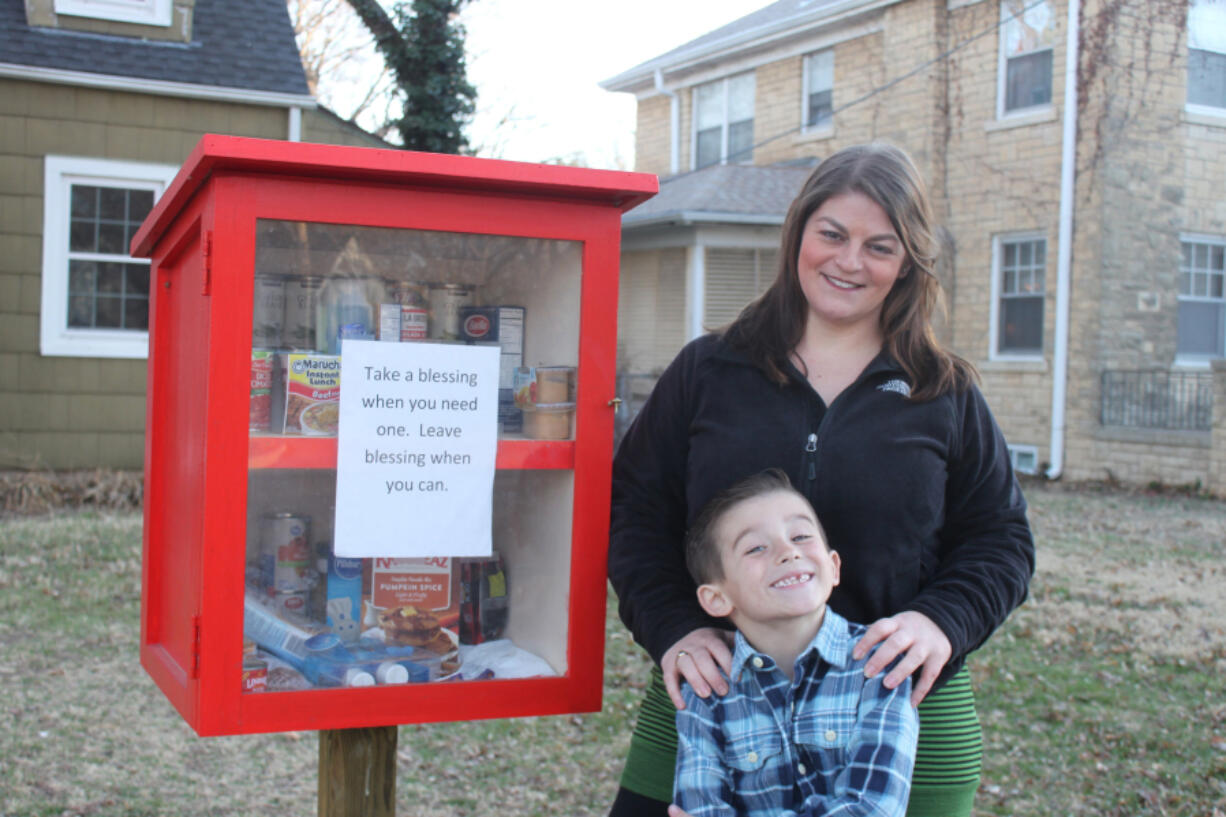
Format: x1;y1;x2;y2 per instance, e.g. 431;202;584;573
673;609;919;817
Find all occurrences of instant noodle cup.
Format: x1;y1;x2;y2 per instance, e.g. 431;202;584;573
521;401;574;440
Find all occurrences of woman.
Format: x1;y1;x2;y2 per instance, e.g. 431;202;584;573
607;142;1034;817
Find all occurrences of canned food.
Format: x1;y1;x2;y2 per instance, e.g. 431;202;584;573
521;402;575;440
513;366;575;407
427;283;474;340
242;655;268;693
400;306;428;341
260;512;313;596
252;275;286;347
283;276;321;350
378;302;401;342
250;349;275;431
374;281;430;342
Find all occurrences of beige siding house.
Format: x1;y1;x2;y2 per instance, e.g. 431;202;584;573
0;0;386;470
603;0;1226;492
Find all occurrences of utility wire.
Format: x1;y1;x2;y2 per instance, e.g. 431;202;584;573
661;0;1052;184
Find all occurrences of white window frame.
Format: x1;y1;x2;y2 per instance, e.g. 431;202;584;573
997;0;1055;119
1175;233;1226;367
989;231;1047;361
802;49;835;136
1007;444;1039;475
54;0;172;26
691;72;755;170
1187;0;1226;117
41;155;177;359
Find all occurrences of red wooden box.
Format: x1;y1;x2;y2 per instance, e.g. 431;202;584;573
131;135;656;736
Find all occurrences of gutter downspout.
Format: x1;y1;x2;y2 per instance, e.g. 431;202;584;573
687;240;706;341
288;106;302;142
654;69;679;175
1047;0;1079;480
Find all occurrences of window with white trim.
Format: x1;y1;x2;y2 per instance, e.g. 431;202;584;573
54;0;172;26
693;73;755;169
1177;236;1226;360
804;50;834;131
992;234;1046;357
1007;444;1039;475
998;0;1054;116
1188;0;1226;111
41;156;177;358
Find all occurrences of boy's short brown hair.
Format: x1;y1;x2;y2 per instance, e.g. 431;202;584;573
684;468;827;586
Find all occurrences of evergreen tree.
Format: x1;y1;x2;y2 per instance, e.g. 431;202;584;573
343;0;476;153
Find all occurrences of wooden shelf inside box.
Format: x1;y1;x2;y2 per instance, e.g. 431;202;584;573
247;435;575;470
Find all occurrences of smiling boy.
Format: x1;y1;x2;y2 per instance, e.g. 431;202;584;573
670;469;919;817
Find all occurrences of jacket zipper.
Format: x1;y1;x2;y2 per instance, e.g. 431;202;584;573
791;353;893;487
804;432;818;481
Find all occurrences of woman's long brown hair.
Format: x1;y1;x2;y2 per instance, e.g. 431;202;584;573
722;142;975;401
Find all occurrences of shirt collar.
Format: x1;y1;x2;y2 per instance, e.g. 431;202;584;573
731;607;854;681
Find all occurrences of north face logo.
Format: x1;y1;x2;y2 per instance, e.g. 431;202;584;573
878;379;911;397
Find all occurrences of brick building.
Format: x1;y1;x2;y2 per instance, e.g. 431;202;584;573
602;0;1226;491
0;0;387;470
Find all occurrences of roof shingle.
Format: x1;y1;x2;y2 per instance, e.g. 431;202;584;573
623;161;817;228
0;0;310;97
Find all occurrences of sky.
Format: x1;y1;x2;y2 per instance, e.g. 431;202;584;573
456;0;771;169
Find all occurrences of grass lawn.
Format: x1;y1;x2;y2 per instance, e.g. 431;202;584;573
0;481;1223;816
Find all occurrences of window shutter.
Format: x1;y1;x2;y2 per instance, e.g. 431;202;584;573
703;248;776;331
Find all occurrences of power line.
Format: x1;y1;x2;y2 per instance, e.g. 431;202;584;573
662;0;1053;184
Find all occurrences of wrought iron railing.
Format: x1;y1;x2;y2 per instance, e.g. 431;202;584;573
1099;370;1214;431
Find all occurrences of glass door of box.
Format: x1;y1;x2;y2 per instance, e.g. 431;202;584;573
241;219;581;694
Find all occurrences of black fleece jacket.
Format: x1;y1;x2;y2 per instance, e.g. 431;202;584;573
608;333;1034;691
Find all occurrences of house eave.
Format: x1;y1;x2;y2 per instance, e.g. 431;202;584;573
623;211;787;231
600;0;903;94
0;62;317;108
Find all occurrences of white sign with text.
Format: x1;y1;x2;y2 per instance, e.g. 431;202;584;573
333;339;500;558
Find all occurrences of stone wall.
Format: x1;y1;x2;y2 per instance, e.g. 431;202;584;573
620;0;1226;489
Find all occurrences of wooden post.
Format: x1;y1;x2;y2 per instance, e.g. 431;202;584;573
318;726;399;817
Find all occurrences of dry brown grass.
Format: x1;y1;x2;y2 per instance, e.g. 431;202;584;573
0;470;142;516
1;477;1223;816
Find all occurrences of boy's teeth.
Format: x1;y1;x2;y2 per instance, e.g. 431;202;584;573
774;573;812;588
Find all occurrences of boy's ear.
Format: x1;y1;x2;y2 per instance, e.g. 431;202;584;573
696;582;733;619
829;549;841;587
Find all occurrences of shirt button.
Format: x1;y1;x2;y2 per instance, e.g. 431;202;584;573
798;762;807;775
752;657;765;669
825;729;837;742
747;751;758;763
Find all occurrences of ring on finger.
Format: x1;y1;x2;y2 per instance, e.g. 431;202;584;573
677;650;688;659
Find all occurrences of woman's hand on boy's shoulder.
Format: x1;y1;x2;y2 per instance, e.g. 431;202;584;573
852;610;951;706
663;627;734;709
667;805;695;817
